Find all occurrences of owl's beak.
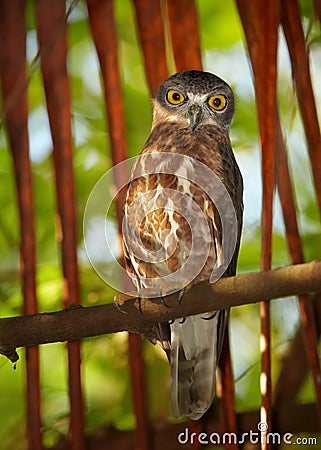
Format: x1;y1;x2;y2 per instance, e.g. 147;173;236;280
188;104;203;131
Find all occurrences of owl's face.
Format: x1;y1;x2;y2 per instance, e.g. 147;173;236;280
153;70;235;131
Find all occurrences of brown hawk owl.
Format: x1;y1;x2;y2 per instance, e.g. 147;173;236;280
122;70;243;419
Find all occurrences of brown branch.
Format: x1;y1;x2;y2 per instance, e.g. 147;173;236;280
275;119;321;423
36;2;85;446
0;260;321;363
133;0;168;96
0;2;42;448
87;4;151;447
166;0;202;72
281;0;321;218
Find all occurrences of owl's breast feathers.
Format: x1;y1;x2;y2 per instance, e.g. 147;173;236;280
123;122;243;288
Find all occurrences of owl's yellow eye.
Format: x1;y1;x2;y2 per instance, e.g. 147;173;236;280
208;95;227;111
166;89;185;105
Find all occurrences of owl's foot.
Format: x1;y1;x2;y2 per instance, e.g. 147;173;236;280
159;290;170;308
113;293;143;314
113;291;138;314
137;292;143;313
113;298;129;315
136;289;167;312
168;316;186;325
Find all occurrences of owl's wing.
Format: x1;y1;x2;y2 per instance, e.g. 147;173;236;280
170;308;228;420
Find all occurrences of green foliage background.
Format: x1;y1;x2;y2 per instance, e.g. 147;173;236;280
0;0;320;448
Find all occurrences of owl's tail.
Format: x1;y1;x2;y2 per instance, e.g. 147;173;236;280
170;310;227;420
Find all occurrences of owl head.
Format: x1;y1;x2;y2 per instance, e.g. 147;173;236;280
153;70;235;131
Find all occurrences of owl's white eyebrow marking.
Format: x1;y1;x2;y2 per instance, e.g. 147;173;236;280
186;93;209;103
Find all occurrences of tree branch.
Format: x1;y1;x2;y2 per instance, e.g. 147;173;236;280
0;260;320;363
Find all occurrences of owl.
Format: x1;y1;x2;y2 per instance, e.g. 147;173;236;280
122;70;243;419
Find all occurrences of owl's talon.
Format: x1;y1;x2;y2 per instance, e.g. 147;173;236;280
113;300;128;315
179;317;187;324
160;295;169;308
137;294;143;313
178;287;186;304
202;312;217;320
